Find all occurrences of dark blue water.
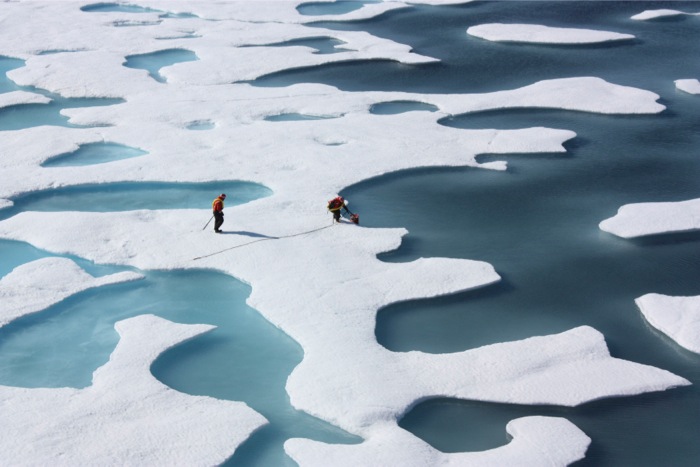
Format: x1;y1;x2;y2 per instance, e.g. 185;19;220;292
323;2;700;465
370;101;438;114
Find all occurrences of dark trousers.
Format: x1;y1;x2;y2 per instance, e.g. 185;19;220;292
213;211;224;231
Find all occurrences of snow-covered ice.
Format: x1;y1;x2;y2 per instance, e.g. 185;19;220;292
467;23;635;44
636;294;700;354
0;90;51;109
287;416;591;467
0;1;692;464
599;198;700;238
632;9;700;21
676;78;700;95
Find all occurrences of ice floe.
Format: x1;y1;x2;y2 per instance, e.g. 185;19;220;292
0;257;142;327
676;78;700;95
632;9;700;21
0;1;690;464
0;314;267;465
636;294;700;354
467;23;635;44
599;198;700;238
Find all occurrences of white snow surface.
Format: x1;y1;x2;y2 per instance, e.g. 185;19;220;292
0;1;689;465
467;23;634;44
599;198;700;238
287;416;591;466
676;78;700;95
636;294;700;354
0;257;142;327
0;90;51;109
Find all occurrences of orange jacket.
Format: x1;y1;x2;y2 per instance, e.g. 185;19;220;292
212;197;225;212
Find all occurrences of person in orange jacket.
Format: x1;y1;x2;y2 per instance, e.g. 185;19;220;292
212;193;226;233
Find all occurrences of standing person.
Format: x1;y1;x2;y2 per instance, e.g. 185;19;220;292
212;193;226;233
327;195;357;224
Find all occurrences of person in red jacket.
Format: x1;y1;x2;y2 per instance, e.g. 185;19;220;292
327;196;358;224
212;193;226;233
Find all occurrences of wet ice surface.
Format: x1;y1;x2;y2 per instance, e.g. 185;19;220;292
0;1;699;466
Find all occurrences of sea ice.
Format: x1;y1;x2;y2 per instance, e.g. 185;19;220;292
632;9;700;21
0;90;51;109
599;198;700;238
0;1;690;464
636;293;700;354
0;314;267;465
676;78;700;95
286;416;590;466
467;23;634;44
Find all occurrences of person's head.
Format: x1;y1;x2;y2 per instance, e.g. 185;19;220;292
220;193;226;199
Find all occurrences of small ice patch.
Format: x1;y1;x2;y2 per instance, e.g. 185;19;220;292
599;198;700;238
636;293;700;354
0;91;51;109
467;23;635;44
632;9;700;21
675;79;700;95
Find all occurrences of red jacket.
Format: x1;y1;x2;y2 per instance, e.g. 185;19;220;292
327;196;344;212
